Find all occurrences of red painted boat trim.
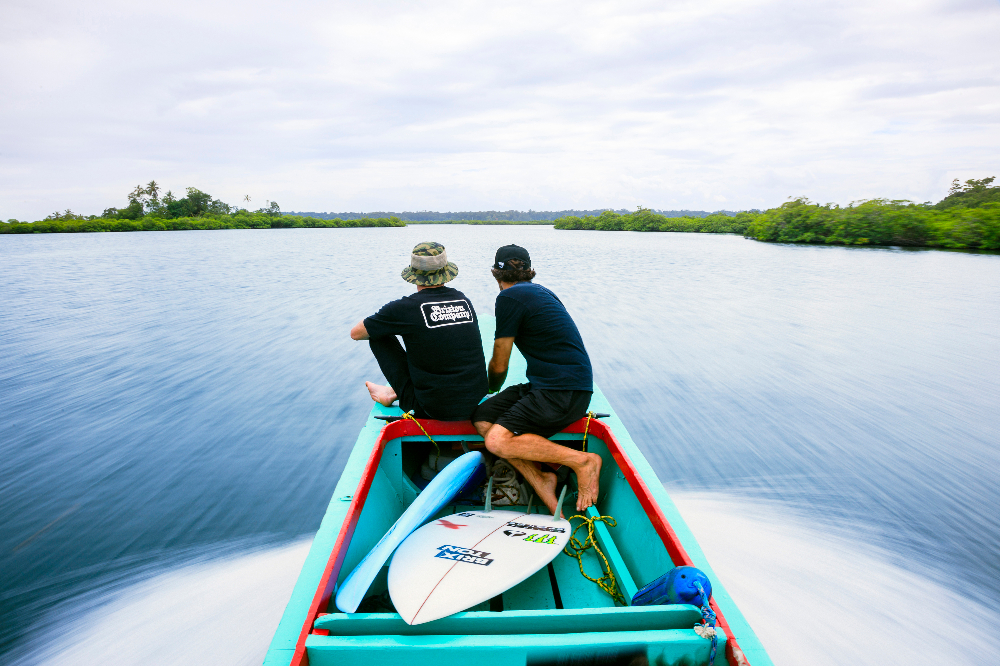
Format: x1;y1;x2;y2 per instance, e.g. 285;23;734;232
563;419;751;666
291;417;748;666
289;419;478;666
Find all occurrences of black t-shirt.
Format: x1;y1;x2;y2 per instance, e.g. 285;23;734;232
494;282;593;392
364;286;488;418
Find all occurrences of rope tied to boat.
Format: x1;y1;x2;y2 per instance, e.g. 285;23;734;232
562;513;628;606
401;411;442;468
581;411;595;452
693;580;718;665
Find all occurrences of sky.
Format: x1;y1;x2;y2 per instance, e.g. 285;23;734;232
1;0;998;220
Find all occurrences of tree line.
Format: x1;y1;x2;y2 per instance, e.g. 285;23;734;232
555;209;756;233
283;208;733;221
5;177;998;248
553;177;1000;250
1;181;404;234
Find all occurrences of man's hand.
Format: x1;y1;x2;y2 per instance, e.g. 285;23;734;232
350;320;370;340
488;337;515;392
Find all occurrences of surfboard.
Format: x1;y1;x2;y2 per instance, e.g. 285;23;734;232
388;509;572;625
335;450;486;614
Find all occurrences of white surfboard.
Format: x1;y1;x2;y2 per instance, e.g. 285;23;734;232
388;509;571;625
335;450;485;614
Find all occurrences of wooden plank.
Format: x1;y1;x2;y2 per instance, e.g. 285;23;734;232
306;627;724;666
585;505;639;603
314;604;702;635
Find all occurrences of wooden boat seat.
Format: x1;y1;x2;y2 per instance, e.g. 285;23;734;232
314;605;702;635
305;624;725;666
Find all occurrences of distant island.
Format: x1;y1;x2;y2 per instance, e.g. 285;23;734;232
3;178;997;250
283;209;738;221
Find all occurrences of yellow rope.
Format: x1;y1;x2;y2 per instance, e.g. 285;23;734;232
401;411;441;468
581;411;594;452
562;514;627;606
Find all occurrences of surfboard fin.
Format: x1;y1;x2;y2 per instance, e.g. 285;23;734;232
485;476;493;512
553;485;567;519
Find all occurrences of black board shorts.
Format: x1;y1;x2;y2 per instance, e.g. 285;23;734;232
472;383;592;439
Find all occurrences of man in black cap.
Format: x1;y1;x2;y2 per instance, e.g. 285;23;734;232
472;244;602;514
350;241;488;420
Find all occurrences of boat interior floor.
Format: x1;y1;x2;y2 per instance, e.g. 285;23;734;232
305;431;730;666
322;432;696;623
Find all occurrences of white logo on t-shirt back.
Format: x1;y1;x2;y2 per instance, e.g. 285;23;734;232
420;300;474;328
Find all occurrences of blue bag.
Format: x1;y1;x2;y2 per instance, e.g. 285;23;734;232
631;565;712;607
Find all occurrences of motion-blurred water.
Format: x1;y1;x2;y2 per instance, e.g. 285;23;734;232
2;226;998;664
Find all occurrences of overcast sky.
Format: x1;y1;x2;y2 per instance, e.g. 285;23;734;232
2;0;998;219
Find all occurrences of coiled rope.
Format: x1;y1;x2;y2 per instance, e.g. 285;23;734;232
562;513;627;606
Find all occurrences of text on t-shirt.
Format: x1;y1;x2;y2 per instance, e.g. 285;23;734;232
420;300;474;328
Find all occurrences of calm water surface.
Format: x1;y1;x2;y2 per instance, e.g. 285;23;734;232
2;226;998;663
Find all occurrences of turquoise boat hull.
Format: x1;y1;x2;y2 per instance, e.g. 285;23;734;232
265;318;772;666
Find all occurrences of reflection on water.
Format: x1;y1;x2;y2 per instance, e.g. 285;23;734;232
2;226;998;662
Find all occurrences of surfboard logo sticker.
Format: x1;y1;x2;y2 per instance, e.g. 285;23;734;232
523;533;558;545
503;530;527;538
437;519;467;530
435;544;493;566
505;521;566;533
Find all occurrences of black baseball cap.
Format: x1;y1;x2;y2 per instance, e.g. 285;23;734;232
493;244;531;269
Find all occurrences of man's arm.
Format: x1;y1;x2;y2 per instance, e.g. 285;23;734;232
488;337;515;392
350;320;370;340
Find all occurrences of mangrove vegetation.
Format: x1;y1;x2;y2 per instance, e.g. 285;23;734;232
553;177;1000;250
4;177;998;250
2;181;404;234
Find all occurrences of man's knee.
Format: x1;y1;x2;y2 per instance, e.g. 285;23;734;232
482;425;513;456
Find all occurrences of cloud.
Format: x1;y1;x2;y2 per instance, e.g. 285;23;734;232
1;0;998;218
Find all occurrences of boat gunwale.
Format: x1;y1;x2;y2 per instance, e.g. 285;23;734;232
288;419;476;666
288;417;751;666
560;418;748;666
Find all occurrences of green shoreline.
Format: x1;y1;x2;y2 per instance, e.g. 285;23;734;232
552;200;1000;251
4;205;998;251
5;177;999;250
0;213;407;234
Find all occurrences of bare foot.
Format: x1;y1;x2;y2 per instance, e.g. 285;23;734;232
365;381;397;407
504;459;562;517
536;469;560;517
574;453;603;511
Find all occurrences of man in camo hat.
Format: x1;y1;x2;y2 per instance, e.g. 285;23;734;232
350;242;488;420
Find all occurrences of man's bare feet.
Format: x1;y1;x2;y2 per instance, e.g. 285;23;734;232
536;469;560;517
365;381;397;407
574;452;603;511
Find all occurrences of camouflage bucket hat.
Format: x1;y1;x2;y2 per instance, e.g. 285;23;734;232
401;241;459;286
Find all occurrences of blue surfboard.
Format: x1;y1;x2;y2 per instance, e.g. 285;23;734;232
335;450;486;613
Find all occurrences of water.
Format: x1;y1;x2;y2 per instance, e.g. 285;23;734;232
2;226;998;664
